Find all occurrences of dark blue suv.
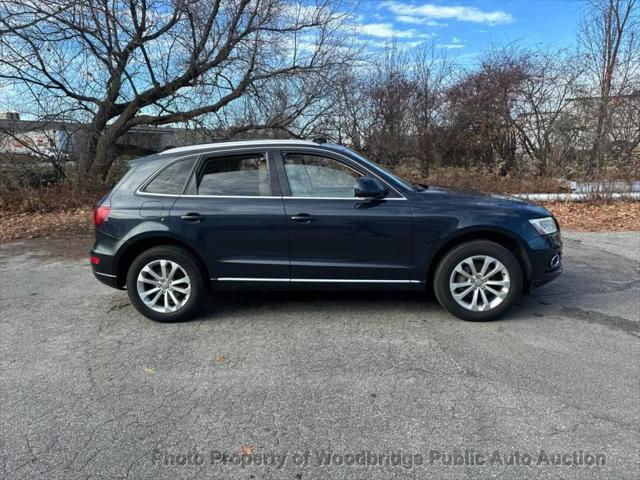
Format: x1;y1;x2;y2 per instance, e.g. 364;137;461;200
91;139;562;322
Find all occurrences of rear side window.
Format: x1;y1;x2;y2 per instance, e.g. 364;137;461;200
143;158;196;194
188;154;271;196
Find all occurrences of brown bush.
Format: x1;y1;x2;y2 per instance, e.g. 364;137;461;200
392;165;571;194
0;182;103;214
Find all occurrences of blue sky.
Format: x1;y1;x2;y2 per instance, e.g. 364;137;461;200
355;1;587;63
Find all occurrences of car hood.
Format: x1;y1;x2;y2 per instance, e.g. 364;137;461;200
416;185;552;217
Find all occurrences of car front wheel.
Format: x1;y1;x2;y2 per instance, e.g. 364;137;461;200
433;240;523;321
126;246;206;322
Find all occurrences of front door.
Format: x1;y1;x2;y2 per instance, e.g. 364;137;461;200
277;150;414;283
169;149;289;281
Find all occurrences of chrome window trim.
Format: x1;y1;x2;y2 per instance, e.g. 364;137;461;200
136;192;262;199
214;277;422;284
282;196;406;201
135;192;406;201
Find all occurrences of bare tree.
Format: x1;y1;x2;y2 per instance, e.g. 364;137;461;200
0;0;355;182
412;43;453;175
512;49;581;175
320;69;373;149
365;43;416;167
443;49;530;175
578;0;639;170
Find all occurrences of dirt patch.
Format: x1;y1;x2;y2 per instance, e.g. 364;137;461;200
542;200;640;232
0;235;93;260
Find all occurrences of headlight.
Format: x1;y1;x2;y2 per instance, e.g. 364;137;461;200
529;217;557;235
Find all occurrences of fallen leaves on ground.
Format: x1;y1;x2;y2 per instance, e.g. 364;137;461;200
213;355;227;365
0;207;92;243
238;445;256;455
542;200;640;232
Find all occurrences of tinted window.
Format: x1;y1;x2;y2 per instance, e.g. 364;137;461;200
191;155;271;196
144;158;195;194
284;154;361;198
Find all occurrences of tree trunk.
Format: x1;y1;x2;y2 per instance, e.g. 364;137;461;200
77;128;99;173
76;105;114;185
88;131;119;180
590;98;609;171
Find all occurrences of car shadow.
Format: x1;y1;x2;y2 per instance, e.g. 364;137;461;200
196;287;547;324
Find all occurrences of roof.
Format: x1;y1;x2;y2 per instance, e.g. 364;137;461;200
158;139;318;155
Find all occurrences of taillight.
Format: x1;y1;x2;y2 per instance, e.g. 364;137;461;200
93;205;111;227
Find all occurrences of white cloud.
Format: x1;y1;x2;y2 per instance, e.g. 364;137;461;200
437;37;464;49
355;20;438;41
357;22;418;38
395;15;446;27
436;43;464;49
384;1;513;25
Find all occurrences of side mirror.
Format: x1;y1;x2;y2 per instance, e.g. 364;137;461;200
355;176;388;199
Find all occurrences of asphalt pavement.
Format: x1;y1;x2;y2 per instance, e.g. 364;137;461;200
0;231;638;479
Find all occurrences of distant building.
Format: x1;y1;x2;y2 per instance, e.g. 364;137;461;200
0;111;21;120
0;117;211;160
0;114;290;161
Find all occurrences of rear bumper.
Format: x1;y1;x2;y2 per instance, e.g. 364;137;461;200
92;268;120;288
90;247;121;289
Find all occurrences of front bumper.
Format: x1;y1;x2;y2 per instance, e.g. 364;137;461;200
530;259;562;289
526;231;563;291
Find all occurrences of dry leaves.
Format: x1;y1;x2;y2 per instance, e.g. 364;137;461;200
144;367;156;375
213;355;227;365
238;445;256;455
0;207;93;243
542;201;640;232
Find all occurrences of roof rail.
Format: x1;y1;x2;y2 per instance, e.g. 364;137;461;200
312;137;328;144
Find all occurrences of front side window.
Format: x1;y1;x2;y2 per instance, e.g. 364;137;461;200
144;157;196;194
284;154;362;198
189;154;271;196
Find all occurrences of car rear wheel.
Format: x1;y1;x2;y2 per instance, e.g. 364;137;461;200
433;240;523;321
126;246;206;322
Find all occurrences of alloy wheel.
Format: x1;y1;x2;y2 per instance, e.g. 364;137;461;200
449;255;511;312
136;259;191;313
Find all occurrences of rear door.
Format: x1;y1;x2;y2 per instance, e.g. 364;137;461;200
277;149;414;283
168;149;289;282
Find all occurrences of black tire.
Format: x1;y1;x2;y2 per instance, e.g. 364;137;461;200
433;240;523;321
126;246;207;322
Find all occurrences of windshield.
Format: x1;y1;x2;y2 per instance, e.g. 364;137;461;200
332;146;422;192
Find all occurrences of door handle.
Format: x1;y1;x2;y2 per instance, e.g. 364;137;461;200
180;212;203;222
290;213;312;223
